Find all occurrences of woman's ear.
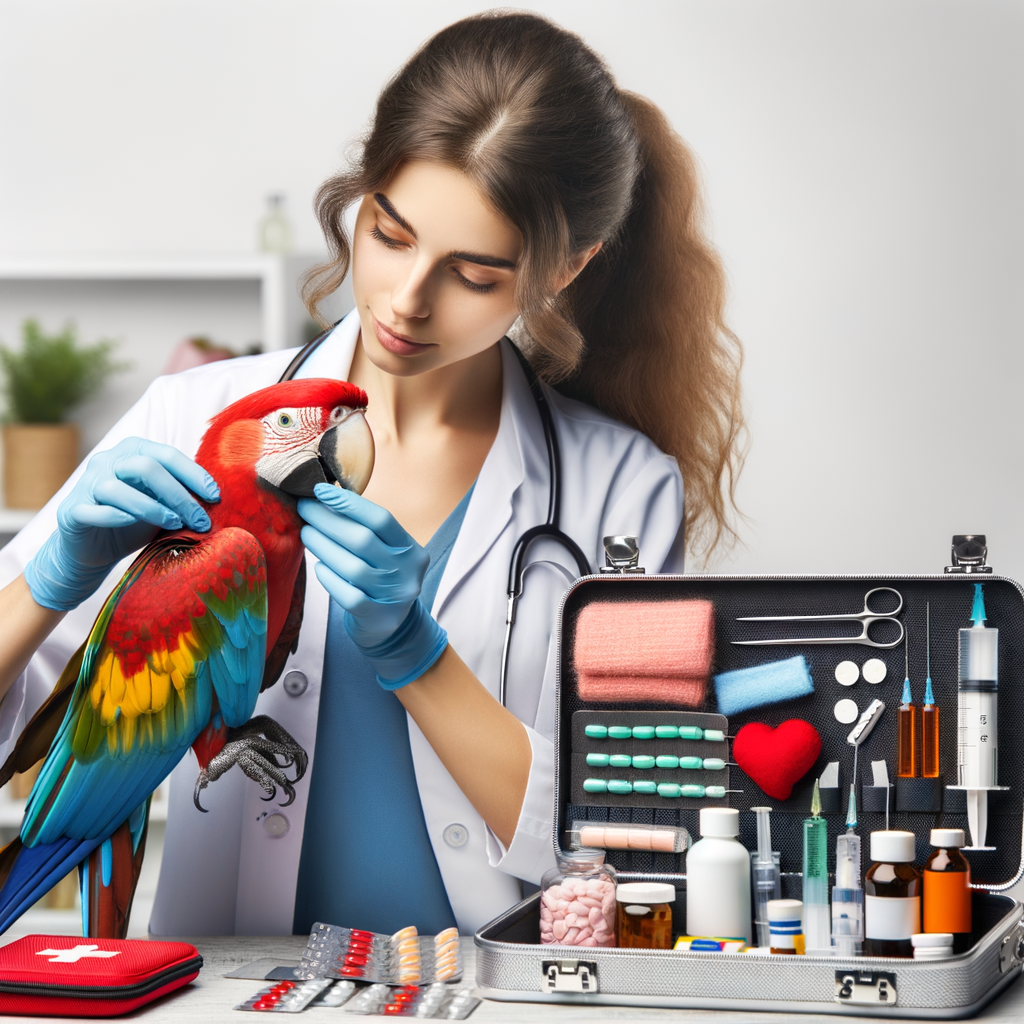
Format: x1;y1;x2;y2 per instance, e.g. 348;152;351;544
555;241;604;293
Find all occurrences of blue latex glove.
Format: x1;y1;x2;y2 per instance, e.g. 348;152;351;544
298;483;448;690
25;437;220;611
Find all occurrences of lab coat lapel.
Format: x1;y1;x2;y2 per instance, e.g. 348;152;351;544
430;339;548;619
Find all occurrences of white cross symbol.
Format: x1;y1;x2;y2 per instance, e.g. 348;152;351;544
36;945;121;963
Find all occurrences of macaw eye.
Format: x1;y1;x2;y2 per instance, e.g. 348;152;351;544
277;413;294;428
329;405;350;423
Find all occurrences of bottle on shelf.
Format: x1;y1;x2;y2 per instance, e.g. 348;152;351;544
258;193;294;254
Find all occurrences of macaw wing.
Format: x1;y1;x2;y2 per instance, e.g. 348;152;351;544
21;527;267;848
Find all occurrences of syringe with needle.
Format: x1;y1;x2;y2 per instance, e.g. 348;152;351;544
949;584;1007;849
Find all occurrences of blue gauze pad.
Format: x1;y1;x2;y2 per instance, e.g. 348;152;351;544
714;655;814;716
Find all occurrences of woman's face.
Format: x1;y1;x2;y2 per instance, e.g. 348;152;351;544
351;160;523;377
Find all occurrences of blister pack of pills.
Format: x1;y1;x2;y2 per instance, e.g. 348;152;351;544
235;978;334;1012
343;982;480;1019
296;923;461;985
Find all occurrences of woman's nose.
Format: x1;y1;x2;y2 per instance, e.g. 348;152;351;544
390;257;432;320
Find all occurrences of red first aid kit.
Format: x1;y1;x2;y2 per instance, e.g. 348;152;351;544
0;935;201;1017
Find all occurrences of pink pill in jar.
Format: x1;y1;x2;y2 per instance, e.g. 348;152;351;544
539;849;616;947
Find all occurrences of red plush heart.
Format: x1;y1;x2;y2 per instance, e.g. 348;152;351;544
733;719;822;801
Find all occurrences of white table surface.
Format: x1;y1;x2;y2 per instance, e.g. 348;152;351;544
1;935;1022;1023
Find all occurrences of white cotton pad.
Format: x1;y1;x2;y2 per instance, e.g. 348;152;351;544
834;661;859;687
834;698;859;724
862;658;887;684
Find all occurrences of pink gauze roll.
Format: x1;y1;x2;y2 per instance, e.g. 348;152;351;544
573;599;714;705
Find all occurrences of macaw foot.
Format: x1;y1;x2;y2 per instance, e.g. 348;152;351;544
193;715;309;812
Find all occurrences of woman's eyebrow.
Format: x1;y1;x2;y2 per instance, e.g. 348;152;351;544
374;192;517;270
374;193;416;236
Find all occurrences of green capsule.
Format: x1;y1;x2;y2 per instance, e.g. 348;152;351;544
607;726;632;739
703;758;727;771
703;729;725;743
632;755;656;770
655;725;679;738
631;725;656;740
609;754;632;768
678;726;704;740
607;779;632;795
584;725;608;739
657;783;682;798
632;780;658;794
678;756;703;770
585;753;610;767
705;785;727;798
655;755;679;769
680;784;707;798
583;778;608;793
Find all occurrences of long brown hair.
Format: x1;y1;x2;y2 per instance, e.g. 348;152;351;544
303;11;745;560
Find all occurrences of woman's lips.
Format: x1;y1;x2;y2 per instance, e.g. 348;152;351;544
373;317;432;356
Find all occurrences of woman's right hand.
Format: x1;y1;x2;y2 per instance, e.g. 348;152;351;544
24;437;221;611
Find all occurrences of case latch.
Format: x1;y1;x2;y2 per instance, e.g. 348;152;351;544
998;922;1024;974
834;970;898;1006
944;534;994;574
600;536;644;574
541;959;598;994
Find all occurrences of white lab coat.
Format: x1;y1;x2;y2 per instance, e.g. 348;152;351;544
0;310;684;936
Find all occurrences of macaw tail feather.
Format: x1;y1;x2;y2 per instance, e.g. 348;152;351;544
80;803;150;938
0;835;99;935
0;640;85;790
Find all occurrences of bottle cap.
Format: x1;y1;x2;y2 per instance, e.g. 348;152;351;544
615;882;675;904
930;828;966;849
870;830;917;863
699;807;739;837
912;932;953;948
766;898;803;922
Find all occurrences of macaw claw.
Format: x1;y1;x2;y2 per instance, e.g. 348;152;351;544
193;715;309;812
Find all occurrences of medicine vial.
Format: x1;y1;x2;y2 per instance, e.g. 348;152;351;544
911;932;954;960
923;828;972;953
685;807;752;945
767;898;804;955
615;882;675;949
864;830;922;958
539;849;616;947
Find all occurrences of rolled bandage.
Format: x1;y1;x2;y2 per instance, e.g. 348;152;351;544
573;600;714;705
714;655;814;716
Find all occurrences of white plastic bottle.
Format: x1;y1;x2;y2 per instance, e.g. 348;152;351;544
686;807;752;943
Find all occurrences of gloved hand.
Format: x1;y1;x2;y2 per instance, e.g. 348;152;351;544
298;483;448;690
25;437;220;611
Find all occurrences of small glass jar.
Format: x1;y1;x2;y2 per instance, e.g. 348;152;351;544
616;882;674;948
539;849;616;946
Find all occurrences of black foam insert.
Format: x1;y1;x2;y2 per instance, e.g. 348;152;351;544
556;576;1024;886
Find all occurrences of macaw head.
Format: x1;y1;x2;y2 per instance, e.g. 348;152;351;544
195;378;374;498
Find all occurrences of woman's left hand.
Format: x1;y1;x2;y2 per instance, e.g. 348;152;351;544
298;483;448;689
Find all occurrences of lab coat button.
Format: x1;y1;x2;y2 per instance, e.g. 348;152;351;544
283;671;308;696
264;812;290;838
442;823;469;848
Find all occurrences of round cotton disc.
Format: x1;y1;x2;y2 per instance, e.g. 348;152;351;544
834;660;859;687
834;698;859;724
862;658;887;684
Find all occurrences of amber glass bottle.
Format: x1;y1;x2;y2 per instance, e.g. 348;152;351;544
616;882;674;949
924;828;972;953
864;831;922;958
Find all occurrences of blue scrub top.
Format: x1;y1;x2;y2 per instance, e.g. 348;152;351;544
292;486;474;935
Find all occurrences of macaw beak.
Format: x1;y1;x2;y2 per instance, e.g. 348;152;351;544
275;410;375;498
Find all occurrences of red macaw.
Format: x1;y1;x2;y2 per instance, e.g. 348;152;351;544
0;378;374;937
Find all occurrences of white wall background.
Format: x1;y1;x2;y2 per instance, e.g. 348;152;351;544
1;0;1022;579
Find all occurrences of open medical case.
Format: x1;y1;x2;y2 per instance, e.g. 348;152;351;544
475;541;1024;1017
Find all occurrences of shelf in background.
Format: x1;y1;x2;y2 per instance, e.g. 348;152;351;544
0;508;33;534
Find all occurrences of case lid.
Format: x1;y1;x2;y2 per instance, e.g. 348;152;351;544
870;830;917;863
0;935;199;990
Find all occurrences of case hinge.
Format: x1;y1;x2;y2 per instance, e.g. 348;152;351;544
541;959;598;994
600;536;644;574
999;922;1024;974
944;534;994;574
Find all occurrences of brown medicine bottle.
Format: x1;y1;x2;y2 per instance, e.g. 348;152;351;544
864;831;922;958
924;828;972;953
616;882;674;949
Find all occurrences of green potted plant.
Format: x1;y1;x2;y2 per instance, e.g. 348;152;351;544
0;319;128;509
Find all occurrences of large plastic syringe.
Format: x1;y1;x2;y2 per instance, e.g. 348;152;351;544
948;584;1008;850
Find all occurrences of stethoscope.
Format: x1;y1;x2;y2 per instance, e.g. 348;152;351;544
278;326;592;708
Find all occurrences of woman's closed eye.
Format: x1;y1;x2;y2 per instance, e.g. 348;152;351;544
370;225;407;250
450;267;497;294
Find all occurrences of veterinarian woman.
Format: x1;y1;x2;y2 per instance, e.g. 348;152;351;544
0;11;743;936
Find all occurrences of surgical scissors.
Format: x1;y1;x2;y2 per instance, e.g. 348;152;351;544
732;587;905;649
